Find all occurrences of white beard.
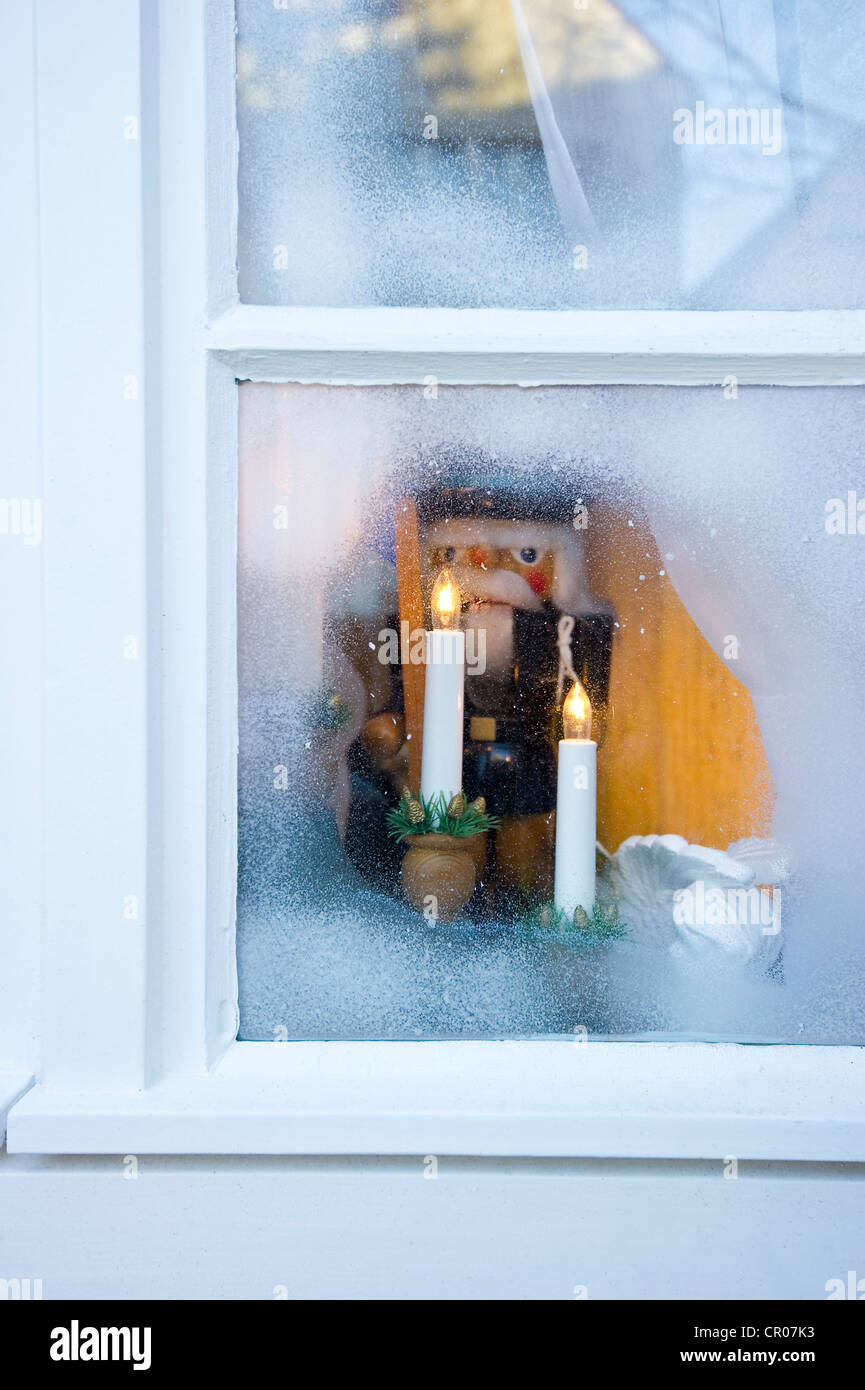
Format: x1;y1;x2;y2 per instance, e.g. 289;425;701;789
459;565;541;671
463;600;515;677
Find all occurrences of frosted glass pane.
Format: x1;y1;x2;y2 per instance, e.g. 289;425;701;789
236;382;865;1041
236;0;865;308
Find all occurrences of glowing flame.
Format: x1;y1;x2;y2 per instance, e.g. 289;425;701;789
562;678;592;741
431;567;460;630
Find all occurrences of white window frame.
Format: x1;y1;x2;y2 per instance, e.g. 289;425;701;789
6;0;865;1156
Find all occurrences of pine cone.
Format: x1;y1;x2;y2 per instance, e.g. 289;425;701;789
400;785;413;805
446;792;466;818
407;799;426;826
600;903;619;925
573;906;591;930
468;796;486;815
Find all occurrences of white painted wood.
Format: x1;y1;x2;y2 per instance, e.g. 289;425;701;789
4;1;864;1319
0;1150;861;1300
156;0;239;1078
9;0;865;1166
8;1042;865;1159
0;1077;34;1144
35;0;155;1089
207;305;865;385
0;2;42;1074
203;0;239;317
147;4;865;1159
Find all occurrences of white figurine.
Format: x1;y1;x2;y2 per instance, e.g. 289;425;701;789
609;833;786;971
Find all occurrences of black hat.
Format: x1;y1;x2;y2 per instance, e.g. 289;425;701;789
416;483;583;526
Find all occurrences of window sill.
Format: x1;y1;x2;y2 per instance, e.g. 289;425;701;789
6;1043;864;1158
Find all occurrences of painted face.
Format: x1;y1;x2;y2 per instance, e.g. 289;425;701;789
424;520;565;678
425;537;557;611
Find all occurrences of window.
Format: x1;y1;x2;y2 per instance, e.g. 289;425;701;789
236;0;865;309
6;0;865;1155
236;381;864;1044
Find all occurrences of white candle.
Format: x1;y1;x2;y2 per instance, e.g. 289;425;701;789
554;678;596;917
419;568;465;803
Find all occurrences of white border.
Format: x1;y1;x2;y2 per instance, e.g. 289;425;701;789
35;0;154;1091
7;0;865;1156
10;1043;865;1158
209;305;865;386
0;1;43;1076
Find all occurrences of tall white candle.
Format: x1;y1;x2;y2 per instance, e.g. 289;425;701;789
554;678;596;917
420;629;465;802
419;568;465;803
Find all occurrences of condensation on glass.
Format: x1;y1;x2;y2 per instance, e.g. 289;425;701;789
236;382;865;1042
236;0;865;309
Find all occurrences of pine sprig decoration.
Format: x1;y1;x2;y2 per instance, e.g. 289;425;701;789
305;689;352;732
515;895;629;945
386;790;499;842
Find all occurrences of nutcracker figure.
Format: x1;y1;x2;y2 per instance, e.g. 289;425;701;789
344;482;613;903
416;486;613;897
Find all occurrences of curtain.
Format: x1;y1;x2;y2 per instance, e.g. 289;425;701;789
510;0;863;305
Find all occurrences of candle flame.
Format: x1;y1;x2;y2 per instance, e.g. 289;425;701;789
431;567;460;630
562;678;592;741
